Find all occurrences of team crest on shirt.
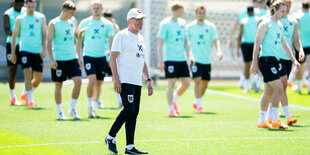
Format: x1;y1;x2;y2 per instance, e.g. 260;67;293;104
128;95;134;103
168;66;174;73
101;24;104;28
35;19;39;23
279;64;282;71
56;70;62;77
7;54;11;60
22;57;27;64
191;65;198;73
136;53;140;58
85;63;91;70
271;67;277;74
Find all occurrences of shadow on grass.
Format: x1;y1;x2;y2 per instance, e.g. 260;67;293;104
198;112;216;115
56;119;90;122
168;115;193;118
290;124;309;128
267;129;295;132
101;107;122;110
31;107;46;110
88;117;112;120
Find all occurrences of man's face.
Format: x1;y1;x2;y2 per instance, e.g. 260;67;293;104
284;2;292;13
174;8;184;18
26;1;36;12
274;5;287;19
129;18;144;31
92;4;102;17
14;2;24;11
196;8;206;21
65;9;75;18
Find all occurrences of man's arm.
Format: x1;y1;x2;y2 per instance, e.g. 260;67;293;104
250;23;268;74
110;52;121;94
213;39;223;60
3;14;12;36
74;19;83;68
185;36;195;65
227;17;239;48
142;61;153;96
46;21;57;69
281;33;299;67
40;15;47;59
157;38;165;72
293;21;305;62
10;17;21;64
237;23;244;57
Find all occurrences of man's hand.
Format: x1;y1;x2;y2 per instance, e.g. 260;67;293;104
50;59;58;70
147;81;153;96
250;62;258;74
10;53;17;64
40;50;46;59
114;79;122;94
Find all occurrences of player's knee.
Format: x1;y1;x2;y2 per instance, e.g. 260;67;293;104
74;78;82;86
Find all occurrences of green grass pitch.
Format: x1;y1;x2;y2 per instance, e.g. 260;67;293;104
0;81;309;154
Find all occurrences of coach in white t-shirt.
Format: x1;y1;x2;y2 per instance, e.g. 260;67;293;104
104;8;153;154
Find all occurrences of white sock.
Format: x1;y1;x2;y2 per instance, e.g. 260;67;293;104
56;104;63;114
271;107;279;123
87;97;92;108
172;93;180;103
245;79;250;90
98;93;102;103
288;73;296;83
92;101;97;112
282;105;291;119
267;103;273;120
10;89;16;99
70;98;77;111
115;92;122;103
258;110;267;124
26;90;33;103
107;135;115;140
126;144;134;150
195;98;202;108
296;80;302;90
168;104;174;112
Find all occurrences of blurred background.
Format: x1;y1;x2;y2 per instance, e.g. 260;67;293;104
0;0;305;81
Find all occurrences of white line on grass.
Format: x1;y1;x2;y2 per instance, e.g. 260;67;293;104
1;137;309;149
207;89;310;111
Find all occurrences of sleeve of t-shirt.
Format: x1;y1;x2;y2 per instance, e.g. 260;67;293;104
211;24;218;40
111;32;122;53
78;20;86;30
107;22;115;37
157;22;167;39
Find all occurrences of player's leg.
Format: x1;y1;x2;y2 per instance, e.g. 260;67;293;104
67;60;82;120
87;74;96;117
7;43;22;105
258;83;273;128
91;79;103;118
306;54;310;94
54;82;67;120
244;61;252;93
167;78;177;116
193;77;202;109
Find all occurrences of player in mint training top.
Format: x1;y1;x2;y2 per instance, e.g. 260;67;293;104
186;5;223;113
76;0;114;118
3;0;26;106
250;1;300;129
157;1;195;117
289;1;310;94
11;0;47;109
46;1;82;120
237;6;259;93
266;0;305;126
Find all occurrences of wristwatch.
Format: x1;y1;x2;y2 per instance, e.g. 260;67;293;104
146;78;152;82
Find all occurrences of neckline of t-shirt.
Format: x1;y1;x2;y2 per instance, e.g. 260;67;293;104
127;28;139;37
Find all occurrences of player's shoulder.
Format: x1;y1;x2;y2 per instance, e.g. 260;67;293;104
186;20;196;28
80;16;92;24
50;16;60;25
160;17;171;25
101;17;113;25
34;11;45;18
4;7;13;15
116;28;128;37
287;15;297;23
177;18;186;25
204;20;216;28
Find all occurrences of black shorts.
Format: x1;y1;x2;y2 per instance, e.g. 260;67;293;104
6;43;21;66
105;63;112;76
191;63;211;81
241;43;254;62
164;61;190;79
51;59;82;82
305;47;310;55
258;56;280;83
20;51;43;72
279;59;292;77
83;56;107;81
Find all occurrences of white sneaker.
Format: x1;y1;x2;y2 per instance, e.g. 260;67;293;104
88;107;100;118
68;109;81;120
97;101;105;109
292;85;301;94
244;88;250;93
57;112;67;120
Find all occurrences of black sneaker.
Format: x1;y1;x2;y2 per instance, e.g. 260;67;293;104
105;137;118;153
125;147;148;154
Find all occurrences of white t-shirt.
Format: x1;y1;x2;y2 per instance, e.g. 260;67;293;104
111;28;146;86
